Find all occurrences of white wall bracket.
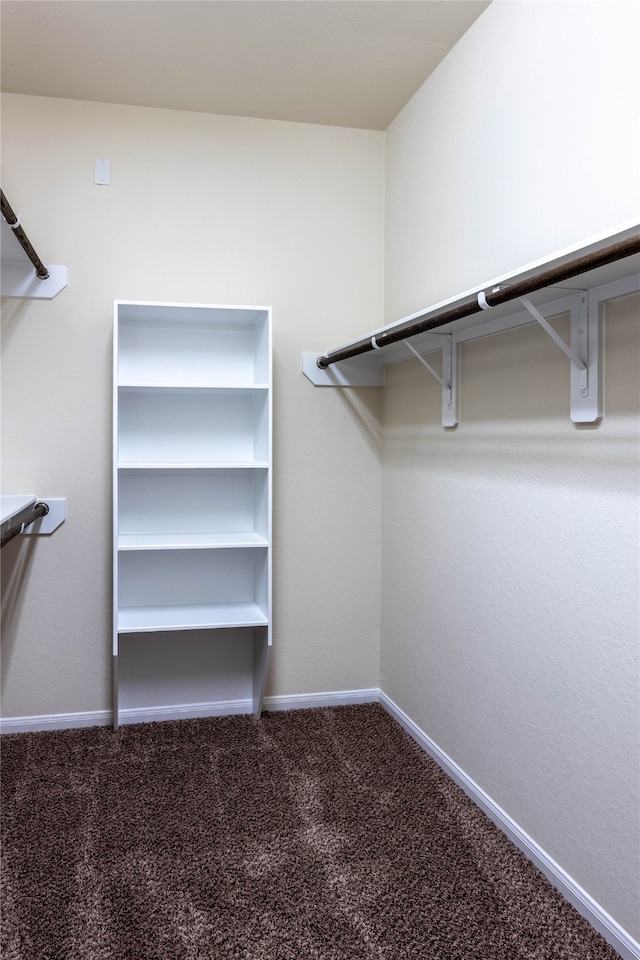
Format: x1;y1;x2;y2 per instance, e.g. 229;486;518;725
1;214;68;299
405;340;447;387
0;262;68;299
0;496;66;548
519;293;600;423
302;352;384;387
519;295;585;371
405;335;458;427
22;498;66;536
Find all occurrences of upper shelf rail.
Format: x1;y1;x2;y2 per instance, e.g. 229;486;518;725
316;232;640;369
1;189;50;280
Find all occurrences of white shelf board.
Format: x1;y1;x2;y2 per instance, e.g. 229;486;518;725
118;601;269;633
115;301;270;323
309;223;640;369
1;495;37;525
117;460;269;470
117;383;269;393
0;496;66;536
118;532;268;550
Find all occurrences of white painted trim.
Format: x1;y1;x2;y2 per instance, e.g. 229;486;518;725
263;688;380;712
0;689;380;734
0;710;112;734
117;699;253;726
0;701;254;733
379;691;640;960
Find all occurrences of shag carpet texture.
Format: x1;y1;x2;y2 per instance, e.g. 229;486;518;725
0;703;622;959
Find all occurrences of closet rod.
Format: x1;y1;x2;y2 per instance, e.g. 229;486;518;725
1;189;50;280
316;233;640;369
0;502;49;549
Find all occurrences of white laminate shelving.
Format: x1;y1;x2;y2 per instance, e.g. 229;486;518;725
1;495;37;524
113;301;272;727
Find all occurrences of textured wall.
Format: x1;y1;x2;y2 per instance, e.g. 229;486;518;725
381;299;640;936
381;0;640;940
385;0;640;321
1;95;384;717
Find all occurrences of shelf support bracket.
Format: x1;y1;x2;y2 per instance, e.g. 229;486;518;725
519;294;599;422
405;341;447;388
519;296;585;371
405;336;458;427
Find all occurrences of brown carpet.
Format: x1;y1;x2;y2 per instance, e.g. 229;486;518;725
0;703;622;960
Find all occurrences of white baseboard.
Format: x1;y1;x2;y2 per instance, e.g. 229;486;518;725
118;699;255;726
0;709;113;734
0;688;380;734
263;687;380;712
2;688;637;959
379;691;640;960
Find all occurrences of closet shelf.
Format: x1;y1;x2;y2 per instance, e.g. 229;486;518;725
302;222;640;426
118;532;268;550
117;460;269;470
118;601;269;633
117;383;269;393
1;495;37;525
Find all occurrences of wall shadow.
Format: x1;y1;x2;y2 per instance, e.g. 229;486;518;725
0;534;40;696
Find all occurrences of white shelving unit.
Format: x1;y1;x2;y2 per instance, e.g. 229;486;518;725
113;301;272;728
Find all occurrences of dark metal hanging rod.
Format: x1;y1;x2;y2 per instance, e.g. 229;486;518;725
0;501;49;549
1;189;50;280
317;233;640;369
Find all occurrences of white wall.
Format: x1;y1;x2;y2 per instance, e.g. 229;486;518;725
385;0;640;319
382;0;640;941
1;94;384;718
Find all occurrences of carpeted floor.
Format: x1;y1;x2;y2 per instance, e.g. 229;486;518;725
1;703;622;959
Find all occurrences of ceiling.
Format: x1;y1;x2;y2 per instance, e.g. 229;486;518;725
0;0;489;130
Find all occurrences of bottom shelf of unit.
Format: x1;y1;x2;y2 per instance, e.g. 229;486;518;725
113;626;271;725
118;601;268;633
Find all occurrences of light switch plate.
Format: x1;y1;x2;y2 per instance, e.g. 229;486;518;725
94;158;111;185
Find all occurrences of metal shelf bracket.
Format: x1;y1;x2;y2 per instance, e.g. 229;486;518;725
301;278;624;427
405;335;458;427
519;294;600;422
